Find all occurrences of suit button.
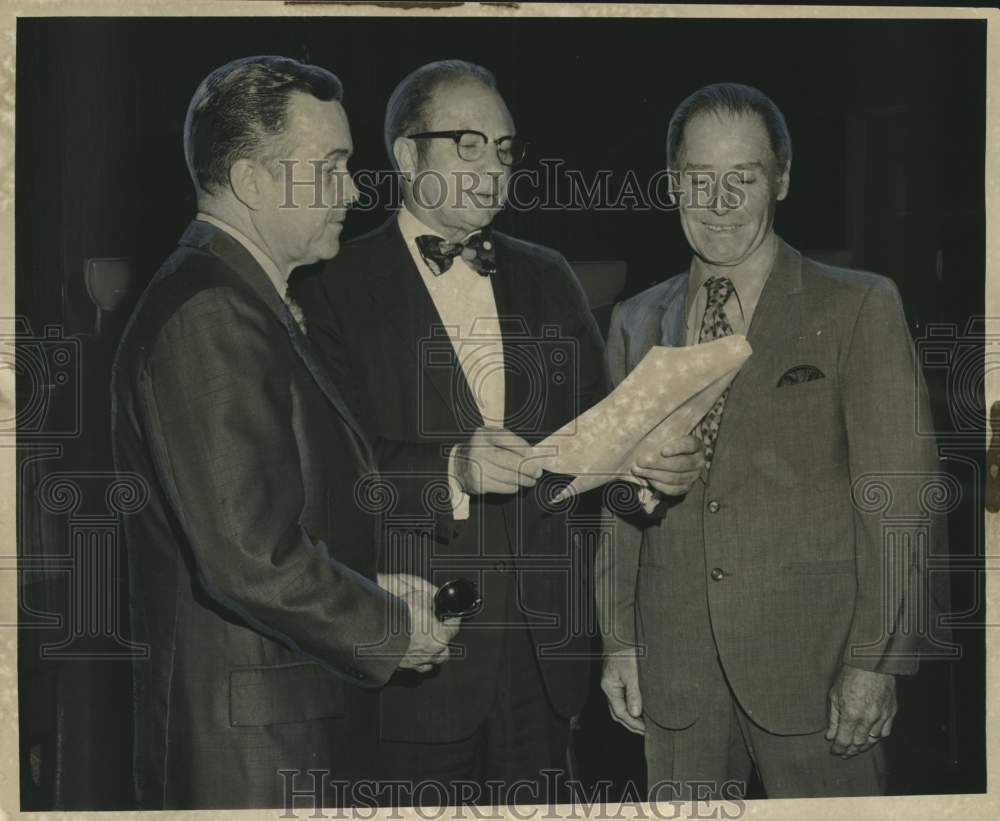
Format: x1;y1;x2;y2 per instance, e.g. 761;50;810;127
710;567;725;581
707;500;721;513
495;561;510;574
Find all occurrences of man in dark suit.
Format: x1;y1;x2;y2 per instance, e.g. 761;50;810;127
296;60;702;799
112;56;457;810
598;83;941;799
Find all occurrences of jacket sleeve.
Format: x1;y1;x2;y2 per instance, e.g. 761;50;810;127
840;278;941;676
141;287;410;686
595;302;645;653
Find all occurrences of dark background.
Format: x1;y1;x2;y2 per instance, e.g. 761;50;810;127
15;15;986;810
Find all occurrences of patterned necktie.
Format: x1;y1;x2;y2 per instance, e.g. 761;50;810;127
695;275;735;468
284;290;308;335
415;228;497;277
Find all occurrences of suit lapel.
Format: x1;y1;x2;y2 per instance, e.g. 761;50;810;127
637;274;686;362
659;281;688;348
368;219;483;432
709;238;803;472
617;272;686;375
289;329;375;466
492;235;538;434
181;220;288;325
181;220;374;464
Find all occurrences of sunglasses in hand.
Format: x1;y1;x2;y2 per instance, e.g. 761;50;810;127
433;578;484;620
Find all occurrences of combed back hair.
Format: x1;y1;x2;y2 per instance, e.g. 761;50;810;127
384;60;497;167
666;82;792;175
184;55;344;195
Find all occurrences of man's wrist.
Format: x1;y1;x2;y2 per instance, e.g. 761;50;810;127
601;636;640;657
841;661;896;678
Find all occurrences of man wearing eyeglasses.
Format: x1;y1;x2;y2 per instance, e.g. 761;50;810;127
296;59;702;801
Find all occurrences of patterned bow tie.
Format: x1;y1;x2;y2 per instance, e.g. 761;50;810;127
415;229;497;277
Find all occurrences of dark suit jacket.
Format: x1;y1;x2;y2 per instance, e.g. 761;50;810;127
294;217;608;743
599;239;942;735
111;221;419;808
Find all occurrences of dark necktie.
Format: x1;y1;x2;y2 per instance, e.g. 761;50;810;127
695;275;735;469
415;228;497;277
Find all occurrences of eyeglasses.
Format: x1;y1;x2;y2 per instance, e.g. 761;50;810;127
405;130;528;166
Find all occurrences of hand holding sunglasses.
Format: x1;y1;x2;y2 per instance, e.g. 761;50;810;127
433;577;484;620
378;572;461;673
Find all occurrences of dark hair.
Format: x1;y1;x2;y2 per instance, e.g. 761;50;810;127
384;60;497;166
184;55;343;195
666;82;792;174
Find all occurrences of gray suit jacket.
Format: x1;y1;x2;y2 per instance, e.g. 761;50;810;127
598;238;941;734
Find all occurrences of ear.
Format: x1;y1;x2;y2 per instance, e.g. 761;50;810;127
393;137;419;179
775;162;791;202
228;158;265;209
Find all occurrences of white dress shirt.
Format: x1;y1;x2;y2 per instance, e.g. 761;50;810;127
682;255;773;345
397;207;506;520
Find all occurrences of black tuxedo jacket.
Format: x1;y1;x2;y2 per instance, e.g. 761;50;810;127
112;221;425;808
295;217;608;742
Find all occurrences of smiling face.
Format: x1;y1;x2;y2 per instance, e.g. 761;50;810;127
673;109;789;269
252;92;357;271
396;80;514;241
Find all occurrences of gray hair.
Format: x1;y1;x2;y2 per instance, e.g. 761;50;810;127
383;60;497;167
666;82;792;174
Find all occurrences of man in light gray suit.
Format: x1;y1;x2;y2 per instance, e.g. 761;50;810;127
598;83;939;799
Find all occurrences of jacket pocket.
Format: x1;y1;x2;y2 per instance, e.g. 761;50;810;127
229;662;345;727
779;559;855;575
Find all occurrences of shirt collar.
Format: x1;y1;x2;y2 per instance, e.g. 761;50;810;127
396;205;439;248
397;205;484;247
196;212;287;297
683;244;777;323
684;257;724;325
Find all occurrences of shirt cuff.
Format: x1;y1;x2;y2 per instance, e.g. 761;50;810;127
638;485;659;515
448;444;471;521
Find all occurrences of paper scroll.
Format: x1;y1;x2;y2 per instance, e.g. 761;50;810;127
531;336;752;497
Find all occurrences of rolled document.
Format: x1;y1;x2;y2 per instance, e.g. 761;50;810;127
531;336;752;497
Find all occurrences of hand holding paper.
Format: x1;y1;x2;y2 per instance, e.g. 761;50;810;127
453;427;541;495
630;434;705;496
530;336;752;499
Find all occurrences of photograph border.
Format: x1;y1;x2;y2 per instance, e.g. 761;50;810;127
0;2;995;819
